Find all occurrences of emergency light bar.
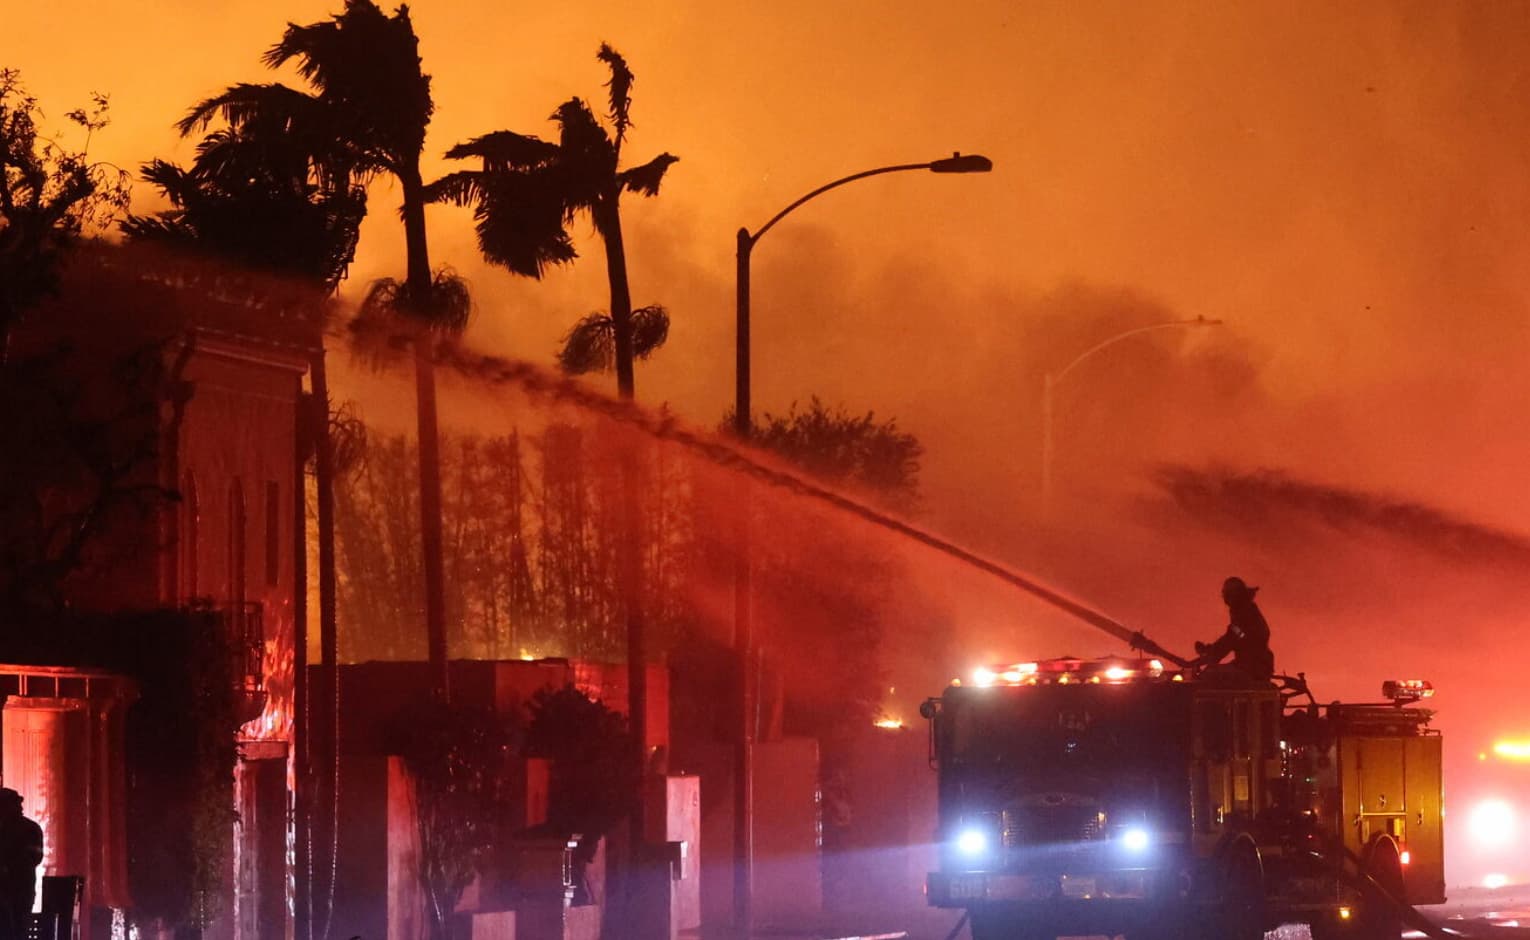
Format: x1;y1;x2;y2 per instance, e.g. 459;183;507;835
1381;679;1434;703
967;657;1171;687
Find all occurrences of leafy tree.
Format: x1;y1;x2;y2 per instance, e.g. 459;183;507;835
0;68;129;355
709;397;925;739
0;342;183;614
430;44;678;398
747;397;923;512
388;697;511;940
524;685;636;843
333;428;539;662
179;0;459;691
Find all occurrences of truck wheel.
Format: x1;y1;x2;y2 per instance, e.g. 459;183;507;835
1126;907;1190;940
1359;841;1406;940
1214;843;1266;940
967;912;1052;940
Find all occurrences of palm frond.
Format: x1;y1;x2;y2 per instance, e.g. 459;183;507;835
557;312;615;375
629;303;669;359
265;0;387;90
357;276;405;320
424;170;487;207
443;130;560;171
262;0;433;158
192;127;312;193
348;276;416;370
176;82;319;137
551;98;617;186
419;267;473;334
618;153;679;198
119;214;197;243
138;159;196;200
472;168;579;278
596;43;634;146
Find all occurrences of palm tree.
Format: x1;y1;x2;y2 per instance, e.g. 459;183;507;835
429;43;678;398
430;46;677;851
179;0;456;694
123;126;367;290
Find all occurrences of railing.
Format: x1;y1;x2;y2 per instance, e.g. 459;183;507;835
226;601;265;695
187;599;265;696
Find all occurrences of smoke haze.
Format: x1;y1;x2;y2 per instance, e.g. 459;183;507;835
10;0;1530;886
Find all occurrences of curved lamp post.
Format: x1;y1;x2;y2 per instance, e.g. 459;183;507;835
730;152;992;929
734;152;992;436
1040;315;1223;515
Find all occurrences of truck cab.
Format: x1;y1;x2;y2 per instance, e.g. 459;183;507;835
922;657;1443;940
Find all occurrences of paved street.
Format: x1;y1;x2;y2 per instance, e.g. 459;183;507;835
734;886;1530;940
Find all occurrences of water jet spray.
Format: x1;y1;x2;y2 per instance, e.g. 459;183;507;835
399;337;1193;667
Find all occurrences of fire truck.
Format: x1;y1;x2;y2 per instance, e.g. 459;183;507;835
921;657;1445;940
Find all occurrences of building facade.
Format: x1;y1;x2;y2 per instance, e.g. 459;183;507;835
1;249;316;940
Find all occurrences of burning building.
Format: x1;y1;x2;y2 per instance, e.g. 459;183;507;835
0;245;318;940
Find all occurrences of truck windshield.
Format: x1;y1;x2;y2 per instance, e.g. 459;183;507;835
945;683;1189;773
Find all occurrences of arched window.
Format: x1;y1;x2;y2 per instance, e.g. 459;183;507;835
264;481;280;587
180;472;199;601
229;478;246;609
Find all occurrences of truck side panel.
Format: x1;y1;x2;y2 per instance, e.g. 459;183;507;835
1337;733;1445;906
1403;735;1445;904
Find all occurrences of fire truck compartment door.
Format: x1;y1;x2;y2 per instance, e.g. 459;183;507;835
1402;735;1444;905
1338;734;1445;906
1349;737;1405;850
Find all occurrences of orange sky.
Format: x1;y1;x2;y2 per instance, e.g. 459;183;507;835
8;0;1530;538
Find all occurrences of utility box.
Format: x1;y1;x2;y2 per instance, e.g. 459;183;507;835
647;774;701;930
753;738;822;923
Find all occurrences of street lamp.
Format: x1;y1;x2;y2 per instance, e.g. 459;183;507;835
734;152;993;436
1040;316;1222;516
730;152;992;929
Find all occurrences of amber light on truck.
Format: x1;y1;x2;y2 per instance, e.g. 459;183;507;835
1381;679;1434;703
969;657;1173;687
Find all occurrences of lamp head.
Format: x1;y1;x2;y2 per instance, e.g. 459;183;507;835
929;152;993;173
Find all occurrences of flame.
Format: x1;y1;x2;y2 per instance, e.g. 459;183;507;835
873;717;905;730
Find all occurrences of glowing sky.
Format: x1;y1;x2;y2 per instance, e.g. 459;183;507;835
9;0;1530;535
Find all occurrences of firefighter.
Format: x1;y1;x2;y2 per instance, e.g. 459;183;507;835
1192;576;1275;680
0;788;42;940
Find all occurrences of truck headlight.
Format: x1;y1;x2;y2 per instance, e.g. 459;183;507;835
957;828;990;856
1120;826;1151;852
953;812;1001;863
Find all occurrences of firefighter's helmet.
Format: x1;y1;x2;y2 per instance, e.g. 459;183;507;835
1222;576;1257;603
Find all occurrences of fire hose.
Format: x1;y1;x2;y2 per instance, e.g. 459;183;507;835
1307;847;1460;940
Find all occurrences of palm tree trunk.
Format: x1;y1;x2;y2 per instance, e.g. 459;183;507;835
401;166;450;698
597;197;637;400
595;196;649;860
